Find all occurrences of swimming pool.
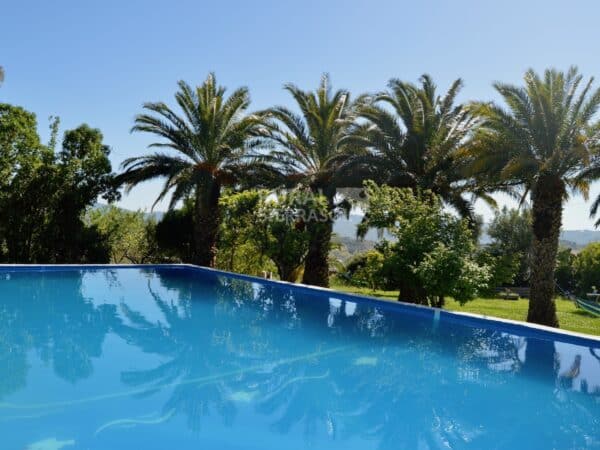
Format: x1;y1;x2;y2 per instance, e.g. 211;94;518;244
0;265;598;449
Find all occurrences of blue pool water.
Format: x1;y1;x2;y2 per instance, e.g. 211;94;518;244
0;266;598;450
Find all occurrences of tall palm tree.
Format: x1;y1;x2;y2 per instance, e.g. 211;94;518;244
580;140;600;228
116;73;267;267
0;66;4;86
469;67;600;327
342;75;488;222
257;75;357;287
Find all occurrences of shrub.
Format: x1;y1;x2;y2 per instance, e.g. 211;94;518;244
360;181;491;306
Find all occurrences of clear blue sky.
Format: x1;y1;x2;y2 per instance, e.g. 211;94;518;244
2;0;600;228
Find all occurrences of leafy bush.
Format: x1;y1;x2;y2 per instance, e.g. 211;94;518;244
216;189;329;281
0;106;118;263
341;250;387;290
555;247;577;292
360;181;491;306
155;199;195;262
218;190;274;276
486;207;532;286
87;206;160;264
574;242;600;295
476;249;520;295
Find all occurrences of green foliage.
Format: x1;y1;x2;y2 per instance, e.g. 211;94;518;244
0;104;45;186
555;247;577;292
476;250;520;294
486;207;533;286
116;73;271;266
154;199;195;262
256;75;357;286
469;67;600;326
343;74;486;222
216;189;325;281
0;104;51;261
253;191;327;282
416;245;490;304
46;125;120;261
341;250;386;291
360;180;490;306
217;190;275;276
257;75;357;190
0;105;117;263
574;242;600;294
87;206;160;263
0;69;598;326
470;67;600;193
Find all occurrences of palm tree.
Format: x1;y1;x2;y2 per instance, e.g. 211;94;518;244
342;75;488;222
581;142;600;229
116;73;267;267
257;75;357;287
0;66;4;86
469;67;600;327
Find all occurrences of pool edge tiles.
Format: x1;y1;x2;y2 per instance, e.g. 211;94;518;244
0;263;598;346
180;264;600;346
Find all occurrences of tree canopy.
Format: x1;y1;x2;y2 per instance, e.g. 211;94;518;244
116;73;270;267
359;181;490;306
0;105;117;263
468;67;600;326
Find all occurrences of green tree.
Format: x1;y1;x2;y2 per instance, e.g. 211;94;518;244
342;249;386;291
475;250;520;294
258;75;356;287
44;124;118;262
469;67;600;327
217;190;275;276
87;206;160;264
343;75;488;223
154;201;195;262
216;189;321;281
555;247;577;293
359;181;489;306
574;242;600;295
116;73;268;267
486;207;533;286
0;108;116;263
252;191;325;282
0;104;49;261
0;104;45;189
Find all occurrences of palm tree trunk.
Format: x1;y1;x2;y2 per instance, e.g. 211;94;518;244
302;188;335;287
527;174;564;327
302;219;333;287
193;180;221;267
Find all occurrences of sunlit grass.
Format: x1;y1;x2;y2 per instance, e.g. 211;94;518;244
330;281;599;336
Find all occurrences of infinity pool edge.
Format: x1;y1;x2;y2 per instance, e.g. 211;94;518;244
1;263;598;345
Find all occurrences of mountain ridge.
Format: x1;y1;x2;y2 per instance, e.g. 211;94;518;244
97;205;600;248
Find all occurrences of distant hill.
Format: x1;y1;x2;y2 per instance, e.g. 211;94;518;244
560;230;600;246
335;214;600;250
97;205;600;250
480;229;600;250
94;203;164;221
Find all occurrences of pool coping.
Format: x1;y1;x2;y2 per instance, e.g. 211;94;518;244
1;263;599;346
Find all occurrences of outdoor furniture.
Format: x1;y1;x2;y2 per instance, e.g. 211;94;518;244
575;297;600;317
498;290;520;300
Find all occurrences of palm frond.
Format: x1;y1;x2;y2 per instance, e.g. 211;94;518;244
119;73;266;208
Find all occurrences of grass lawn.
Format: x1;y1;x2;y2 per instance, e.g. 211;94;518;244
331;282;599;336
